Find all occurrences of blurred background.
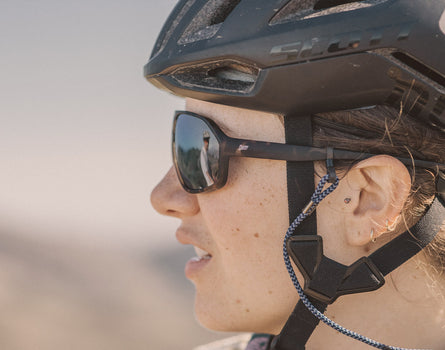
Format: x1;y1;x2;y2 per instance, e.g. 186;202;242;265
0;1;233;349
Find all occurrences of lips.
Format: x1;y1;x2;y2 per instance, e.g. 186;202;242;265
176;228;213;278
185;253;212;278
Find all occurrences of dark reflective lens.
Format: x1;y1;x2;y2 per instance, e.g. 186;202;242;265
174;114;220;192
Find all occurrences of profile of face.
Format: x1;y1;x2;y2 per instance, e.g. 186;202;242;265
151;98;298;334
151;98;415;337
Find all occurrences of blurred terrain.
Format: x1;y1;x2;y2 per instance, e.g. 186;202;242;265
0;227;228;350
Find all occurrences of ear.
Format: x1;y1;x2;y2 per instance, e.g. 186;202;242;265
338;155;412;247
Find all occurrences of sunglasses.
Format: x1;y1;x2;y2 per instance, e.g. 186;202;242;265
172;111;445;194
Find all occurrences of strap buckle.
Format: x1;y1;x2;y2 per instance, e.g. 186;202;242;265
287;235;385;304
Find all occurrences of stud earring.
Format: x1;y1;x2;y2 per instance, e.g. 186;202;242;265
344;197;351;204
370;229;376;243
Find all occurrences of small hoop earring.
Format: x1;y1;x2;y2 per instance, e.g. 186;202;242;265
370;229;376;243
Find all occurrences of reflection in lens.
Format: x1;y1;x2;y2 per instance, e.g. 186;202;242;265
200;130;214;186
174;114;220;190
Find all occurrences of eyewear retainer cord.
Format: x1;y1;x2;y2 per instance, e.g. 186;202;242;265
283;173;429;350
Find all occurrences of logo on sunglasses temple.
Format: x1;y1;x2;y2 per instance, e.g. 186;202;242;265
237;144;249;152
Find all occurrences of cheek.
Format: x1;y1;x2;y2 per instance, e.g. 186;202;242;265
197;158;297;331
204;158;288;248
199;157;290;291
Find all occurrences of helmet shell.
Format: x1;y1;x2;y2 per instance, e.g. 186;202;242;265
145;0;445;132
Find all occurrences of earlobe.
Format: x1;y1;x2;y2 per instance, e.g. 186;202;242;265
342;155;412;247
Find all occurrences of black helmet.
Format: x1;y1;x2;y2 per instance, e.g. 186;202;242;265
145;0;445;133
145;1;445;349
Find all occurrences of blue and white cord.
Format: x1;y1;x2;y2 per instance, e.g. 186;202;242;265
283;173;428;350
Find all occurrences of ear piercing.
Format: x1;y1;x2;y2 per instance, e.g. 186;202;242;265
344;197;351;204
370;229;376;243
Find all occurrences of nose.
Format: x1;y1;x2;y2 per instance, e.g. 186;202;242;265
151;167;199;218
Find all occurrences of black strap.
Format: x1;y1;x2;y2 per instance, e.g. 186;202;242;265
270;298;327;350
284;115;316;233
273;115;320;350
370;195;445;276
286;195;445;304
271;195;445;350
270;172;445;350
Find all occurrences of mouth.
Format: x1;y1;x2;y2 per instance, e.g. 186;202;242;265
176;228;213;278
191;246;212;262
185;245;213;278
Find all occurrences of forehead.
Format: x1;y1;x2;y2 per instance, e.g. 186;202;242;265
185;98;285;143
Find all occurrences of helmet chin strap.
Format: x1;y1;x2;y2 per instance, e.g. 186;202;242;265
274;115;325;349
273;115;445;350
271;179;445;350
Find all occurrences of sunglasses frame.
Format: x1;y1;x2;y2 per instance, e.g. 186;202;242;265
172;111;445;194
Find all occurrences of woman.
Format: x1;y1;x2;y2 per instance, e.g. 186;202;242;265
147;0;445;349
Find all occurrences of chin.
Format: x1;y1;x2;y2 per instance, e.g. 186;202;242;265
193;292;281;334
193;296;238;332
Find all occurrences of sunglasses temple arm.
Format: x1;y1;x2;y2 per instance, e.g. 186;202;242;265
225;139;445;171
226;139;360;162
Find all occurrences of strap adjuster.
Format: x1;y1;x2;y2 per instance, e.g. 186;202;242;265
287;235;385;304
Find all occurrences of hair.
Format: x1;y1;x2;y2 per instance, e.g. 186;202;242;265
311;104;445;277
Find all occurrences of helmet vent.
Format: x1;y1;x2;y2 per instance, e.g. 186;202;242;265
269;0;317;24
152;0;197;57
171;61;259;93
375;49;445;132
178;0;241;44
314;0;368;10
208;65;256;84
391;51;445;89
270;0;388;25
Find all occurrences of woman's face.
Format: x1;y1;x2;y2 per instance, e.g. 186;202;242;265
151;99;299;334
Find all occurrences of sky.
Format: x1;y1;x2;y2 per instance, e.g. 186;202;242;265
0;0;184;249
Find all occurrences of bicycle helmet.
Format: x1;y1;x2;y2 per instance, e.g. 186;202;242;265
145;0;444;131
